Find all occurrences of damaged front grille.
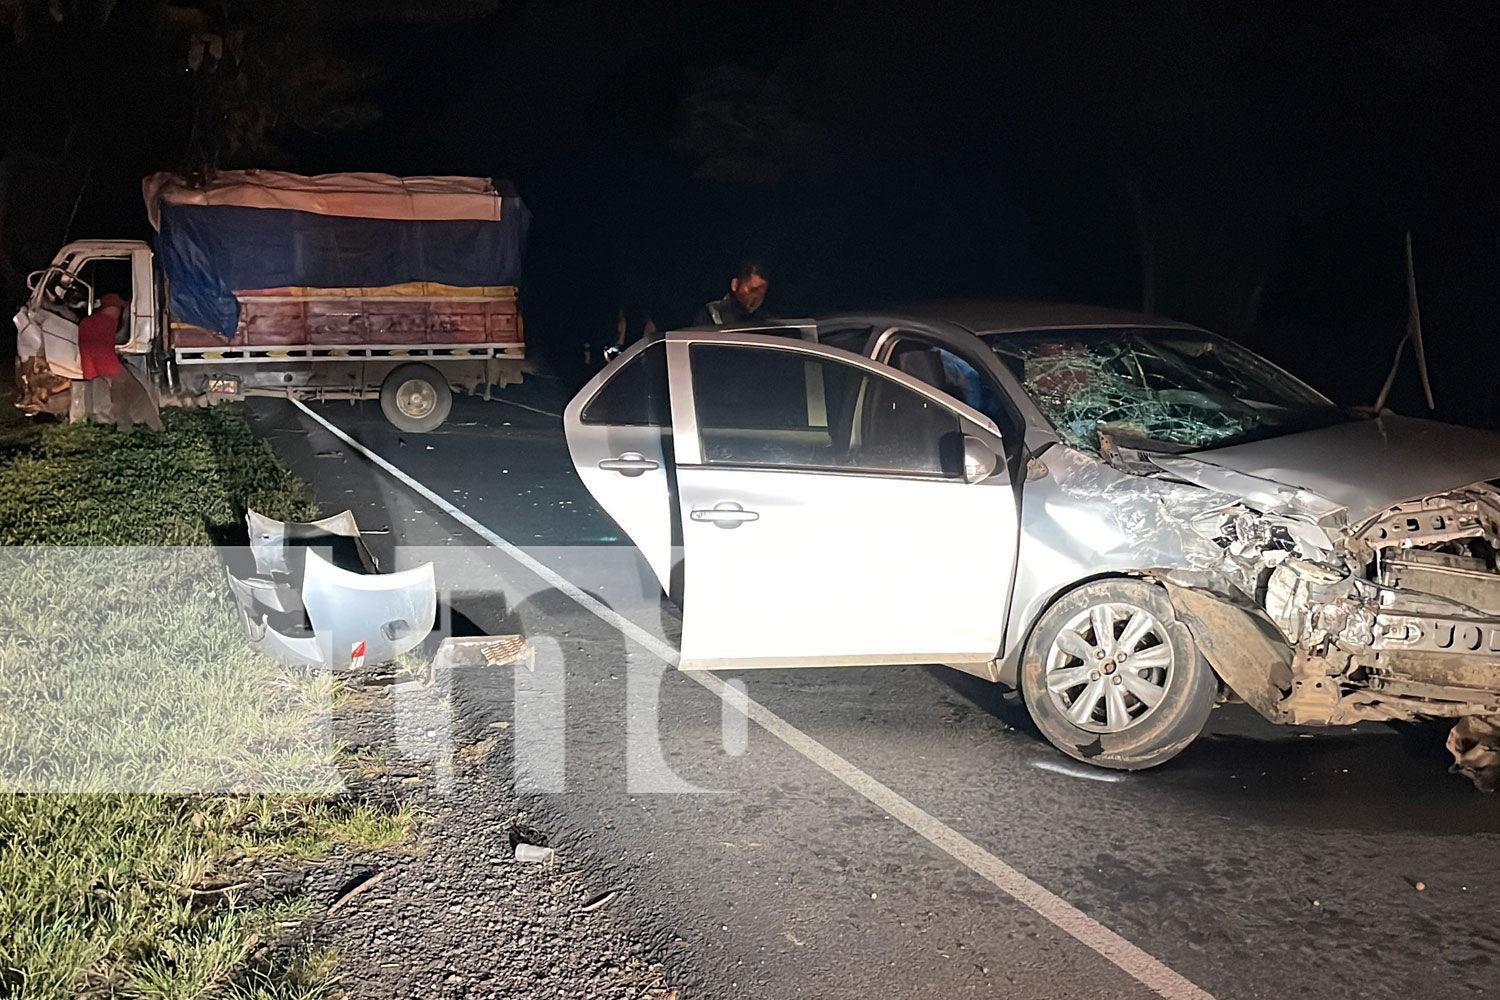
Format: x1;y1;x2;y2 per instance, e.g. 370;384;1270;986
1377;549;1500;616
1247;491;1500;736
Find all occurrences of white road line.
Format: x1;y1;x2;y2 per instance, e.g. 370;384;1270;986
289;398;1217;1000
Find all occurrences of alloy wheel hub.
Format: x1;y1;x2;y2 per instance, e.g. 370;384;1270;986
1044;601;1174;734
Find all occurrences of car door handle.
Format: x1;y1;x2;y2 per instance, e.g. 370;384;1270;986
598;452;659;477
689;502;759;528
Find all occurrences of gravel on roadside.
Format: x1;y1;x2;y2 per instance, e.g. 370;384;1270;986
308;668;685;1000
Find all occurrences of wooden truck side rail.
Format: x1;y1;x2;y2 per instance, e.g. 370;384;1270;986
164;282;528;430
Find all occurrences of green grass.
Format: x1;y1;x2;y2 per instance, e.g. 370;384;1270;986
0;406;313;546
0;404;413;999
0;546;342;793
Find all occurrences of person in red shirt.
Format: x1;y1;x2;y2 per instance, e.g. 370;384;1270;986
75;292;162;429
78;292;126;380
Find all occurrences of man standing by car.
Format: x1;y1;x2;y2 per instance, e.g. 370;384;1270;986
696;258;771;326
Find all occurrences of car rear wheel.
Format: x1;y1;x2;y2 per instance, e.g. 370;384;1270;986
380;363;453;433
1020;578;1215;770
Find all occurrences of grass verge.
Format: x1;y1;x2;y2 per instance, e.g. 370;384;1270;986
0;403;413;999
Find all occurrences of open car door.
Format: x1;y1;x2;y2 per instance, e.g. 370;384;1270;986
563;338;677;593
567;330;1020;672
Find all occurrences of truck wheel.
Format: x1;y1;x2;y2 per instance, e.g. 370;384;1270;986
380;363;452;433
1019;578;1215;771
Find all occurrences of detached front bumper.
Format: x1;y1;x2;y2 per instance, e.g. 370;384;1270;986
227;510;436;670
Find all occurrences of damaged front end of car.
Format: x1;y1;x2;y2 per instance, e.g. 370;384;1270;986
1153;465;1500;789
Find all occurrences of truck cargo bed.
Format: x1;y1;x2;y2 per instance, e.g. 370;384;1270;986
171;282;522;350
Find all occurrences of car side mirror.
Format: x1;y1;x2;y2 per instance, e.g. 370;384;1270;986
942;432;998;483
962;435;999;483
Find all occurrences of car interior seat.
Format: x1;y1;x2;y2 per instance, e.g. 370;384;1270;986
858;347;960;473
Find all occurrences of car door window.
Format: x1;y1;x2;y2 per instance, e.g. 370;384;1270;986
689;343;964;477
886;340;1009;428
934;347;1010;427
581;342;668;425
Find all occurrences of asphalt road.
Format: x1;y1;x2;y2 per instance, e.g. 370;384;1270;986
249;380;1500;1000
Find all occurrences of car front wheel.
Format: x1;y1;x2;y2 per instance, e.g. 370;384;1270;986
1020;578;1215;770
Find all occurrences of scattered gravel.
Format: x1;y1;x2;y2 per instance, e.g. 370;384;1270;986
306;667;683;1000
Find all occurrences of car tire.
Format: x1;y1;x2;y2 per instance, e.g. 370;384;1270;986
1020;577;1214;770
380;363;453;433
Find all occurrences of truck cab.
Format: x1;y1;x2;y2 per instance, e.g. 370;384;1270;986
17;170;531;432
24;240;160;358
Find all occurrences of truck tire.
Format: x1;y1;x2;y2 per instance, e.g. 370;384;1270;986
380;363;452;433
1020;578;1215;771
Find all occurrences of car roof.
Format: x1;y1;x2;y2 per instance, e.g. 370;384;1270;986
872;298;1206;336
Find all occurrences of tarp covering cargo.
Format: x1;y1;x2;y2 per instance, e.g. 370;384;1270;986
143;171;530;338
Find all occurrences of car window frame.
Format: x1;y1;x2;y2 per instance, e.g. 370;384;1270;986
864;326;1031;472
688;342;971;479
579;339;670;427
664;330;1005;482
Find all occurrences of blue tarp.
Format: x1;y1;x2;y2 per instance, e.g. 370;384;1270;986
156;199;531;336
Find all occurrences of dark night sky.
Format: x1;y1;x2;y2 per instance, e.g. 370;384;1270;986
3;0;1499;423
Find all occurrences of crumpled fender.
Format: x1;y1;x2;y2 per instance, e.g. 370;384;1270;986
1161;578;1293;722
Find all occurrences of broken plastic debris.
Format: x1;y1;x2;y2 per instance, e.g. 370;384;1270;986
227;509;435;670
430;635;535;672
514;843;554;863
575;888;624;914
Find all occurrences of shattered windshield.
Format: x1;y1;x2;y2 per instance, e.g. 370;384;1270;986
985;328;1345;453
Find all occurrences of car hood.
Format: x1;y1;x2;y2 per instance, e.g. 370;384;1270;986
1170;415;1500;523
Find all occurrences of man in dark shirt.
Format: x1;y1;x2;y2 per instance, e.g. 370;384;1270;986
695;258;771;326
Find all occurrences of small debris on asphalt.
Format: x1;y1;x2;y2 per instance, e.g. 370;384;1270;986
514;843;555;863
329;870;389;916
1415;881;1427;891
575;888;623;914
